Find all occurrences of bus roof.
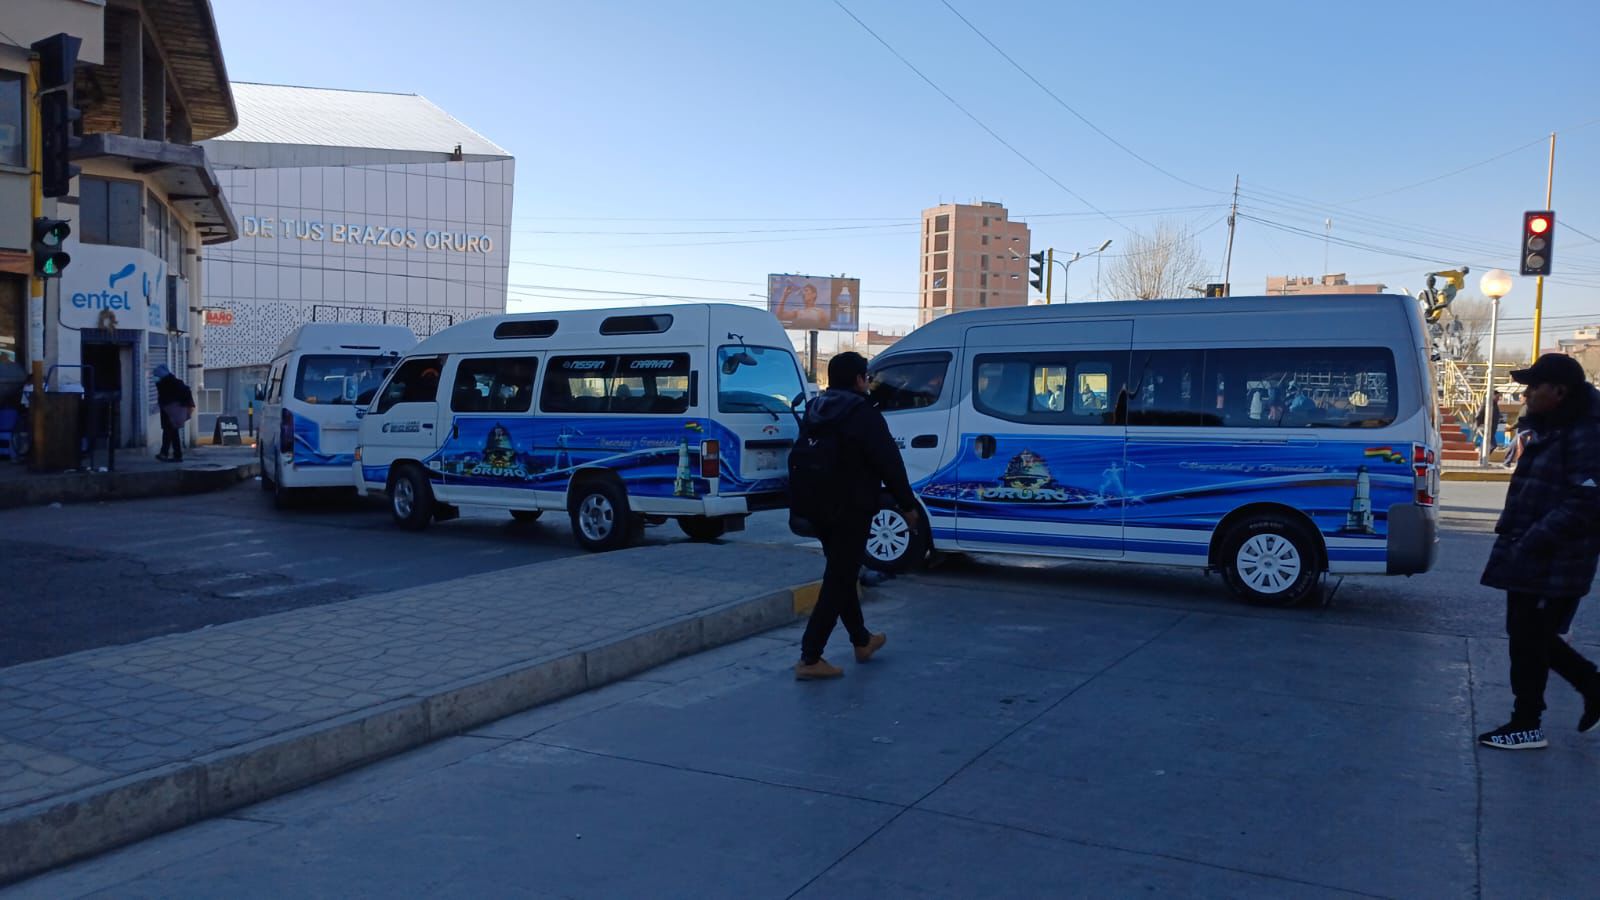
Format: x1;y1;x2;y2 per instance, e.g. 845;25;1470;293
407;303;787;356
274;323;417;358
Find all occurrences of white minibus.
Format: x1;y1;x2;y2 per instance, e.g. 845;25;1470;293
260;323;416;505
355;303;806;551
859;294;1441;606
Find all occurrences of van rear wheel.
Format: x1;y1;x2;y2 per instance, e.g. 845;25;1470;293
390;465;434;531
569;481;632;552
1220;514;1321;607
678;516;727;542
510;509;543;523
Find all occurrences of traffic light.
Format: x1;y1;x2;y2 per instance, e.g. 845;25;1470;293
33;217;71;277
1028;251;1046;293
1520;211;1554;276
32;33;82;199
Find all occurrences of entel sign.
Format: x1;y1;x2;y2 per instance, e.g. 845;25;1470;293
59;242;166;332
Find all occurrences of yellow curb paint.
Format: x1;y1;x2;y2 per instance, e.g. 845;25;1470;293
791;582;821;615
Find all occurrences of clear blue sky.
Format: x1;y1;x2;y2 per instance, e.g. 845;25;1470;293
211;0;1599;352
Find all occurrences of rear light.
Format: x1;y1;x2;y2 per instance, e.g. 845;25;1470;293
280;410;294;456
1411;441;1437;507
699;440;720;478
354;446;362;463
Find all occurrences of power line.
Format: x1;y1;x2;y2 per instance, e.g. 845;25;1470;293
1566;222;1600;246
1342;136;1549;203
831;0;1130;232
937;0;1223;196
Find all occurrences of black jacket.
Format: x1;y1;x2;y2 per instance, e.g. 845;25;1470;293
803;387;916;514
156;374;194;409
1481;382;1600;598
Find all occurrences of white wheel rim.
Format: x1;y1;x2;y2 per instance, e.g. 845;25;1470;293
1237;533;1302;594
867;509;911;562
579;495;614;541
394;479;414;518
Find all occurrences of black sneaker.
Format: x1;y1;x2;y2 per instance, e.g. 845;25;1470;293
1580;695;1600;734
1479;723;1548;750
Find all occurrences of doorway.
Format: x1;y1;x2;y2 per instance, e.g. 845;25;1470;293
80;339;135;447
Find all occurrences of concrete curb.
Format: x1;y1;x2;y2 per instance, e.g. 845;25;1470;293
0;578;821;885
1441;469;1511;483
0;461;259;510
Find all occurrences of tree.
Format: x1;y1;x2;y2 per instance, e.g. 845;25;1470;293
1103;219;1212;301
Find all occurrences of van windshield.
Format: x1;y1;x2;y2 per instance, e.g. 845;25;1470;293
294;355;394;406
717;345;803;415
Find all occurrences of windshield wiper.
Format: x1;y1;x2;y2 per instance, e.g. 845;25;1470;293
723;400;780;421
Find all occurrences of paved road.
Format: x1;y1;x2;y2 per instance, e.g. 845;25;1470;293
4;480;1507;668
0;481;801;668
14;478;1595;899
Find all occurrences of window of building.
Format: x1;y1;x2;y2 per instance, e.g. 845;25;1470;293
932;290;947;308
982;216;990;227
974;352;1129;425
0;74;24;169
78;177;143;247
868;354;950;413
144;189;167;260
980;255;989;271
374;355;445;414
981;235;989;246
934;214;949;231
0;277;24;376
934;233;949;252
979;291;987;307
980;273;988;287
932;253;947;271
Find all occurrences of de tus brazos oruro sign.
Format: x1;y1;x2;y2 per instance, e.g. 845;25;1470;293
241;216;495;254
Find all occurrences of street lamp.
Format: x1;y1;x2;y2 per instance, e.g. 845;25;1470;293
1478;268;1513;466
1057;239;1112;302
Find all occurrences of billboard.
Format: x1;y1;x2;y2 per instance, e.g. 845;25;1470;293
767;274;860;332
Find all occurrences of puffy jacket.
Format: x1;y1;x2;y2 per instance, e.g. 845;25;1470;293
156;374;194;409
802;388;916;515
1481;383;1600;598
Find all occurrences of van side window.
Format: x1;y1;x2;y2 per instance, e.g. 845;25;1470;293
267;363;284;403
1129;350;1210;426
1207;347;1397;429
451;357;538;413
974;353;1127;425
868;355;950;412
542;354;692;414
542;356;615;414
374;355;445;415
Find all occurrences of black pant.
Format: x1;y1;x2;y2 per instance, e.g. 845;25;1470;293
1506;592;1598;724
800;510;873;663
159;413;182;459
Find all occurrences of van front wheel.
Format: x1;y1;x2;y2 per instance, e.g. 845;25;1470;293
863;505;928;574
1220;514;1321;607
390;466;434;531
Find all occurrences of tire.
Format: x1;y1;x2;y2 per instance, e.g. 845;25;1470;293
678;516;727;542
569;481;633;552
259;445;272;492
390;465;435;531
1219;513;1322;607
863;505;929;574
510;509;543;523
271;457;296;510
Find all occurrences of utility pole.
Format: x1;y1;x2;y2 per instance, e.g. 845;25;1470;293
27;55;47;469
1221;174;1239;297
1531;132;1555;361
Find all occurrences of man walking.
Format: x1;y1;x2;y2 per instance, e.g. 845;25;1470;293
791;352;919;680
154;365;195;463
1479;353;1600;750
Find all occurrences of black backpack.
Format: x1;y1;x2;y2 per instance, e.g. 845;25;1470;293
787;417;844;536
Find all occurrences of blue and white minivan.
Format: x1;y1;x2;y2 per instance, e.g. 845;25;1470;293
260;323;417;506
860;294;1441;606
355;303;806;551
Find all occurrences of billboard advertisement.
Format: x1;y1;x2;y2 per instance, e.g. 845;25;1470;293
767;274;859;332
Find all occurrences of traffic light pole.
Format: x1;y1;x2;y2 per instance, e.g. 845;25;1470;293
27;57;46;470
1044;248;1054;304
1531;132;1555;361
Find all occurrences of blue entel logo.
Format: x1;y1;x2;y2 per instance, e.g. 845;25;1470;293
70;263;137;315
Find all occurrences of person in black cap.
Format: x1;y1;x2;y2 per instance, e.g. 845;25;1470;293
1479;353;1600;750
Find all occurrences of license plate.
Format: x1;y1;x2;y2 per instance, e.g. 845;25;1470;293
747;449;782;472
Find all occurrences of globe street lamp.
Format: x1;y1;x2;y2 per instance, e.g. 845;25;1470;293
1478;268;1513;466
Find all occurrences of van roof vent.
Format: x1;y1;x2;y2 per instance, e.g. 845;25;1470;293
494;320;560;339
599;314;673;335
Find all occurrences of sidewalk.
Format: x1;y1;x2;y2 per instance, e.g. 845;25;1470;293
1441;459;1511;482
0;541;823;884
0;446;259;510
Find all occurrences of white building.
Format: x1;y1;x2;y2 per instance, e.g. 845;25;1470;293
197;83;514;434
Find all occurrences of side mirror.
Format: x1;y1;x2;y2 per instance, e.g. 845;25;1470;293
355;406;368;419
254;384;266;401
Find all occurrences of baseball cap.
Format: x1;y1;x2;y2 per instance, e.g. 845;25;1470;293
1510;353;1586;387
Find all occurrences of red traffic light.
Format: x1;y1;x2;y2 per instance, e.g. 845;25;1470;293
1520;210;1555;276
1528;216;1550;234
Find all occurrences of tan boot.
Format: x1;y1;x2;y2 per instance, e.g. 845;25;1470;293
794;658;844;680
854;633;887;663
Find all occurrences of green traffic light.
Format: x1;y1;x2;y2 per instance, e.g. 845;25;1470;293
43;258;60;276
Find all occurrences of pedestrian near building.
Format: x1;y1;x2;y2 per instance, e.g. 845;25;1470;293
789;352;919;680
155;366;196;463
1478;353;1600;750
